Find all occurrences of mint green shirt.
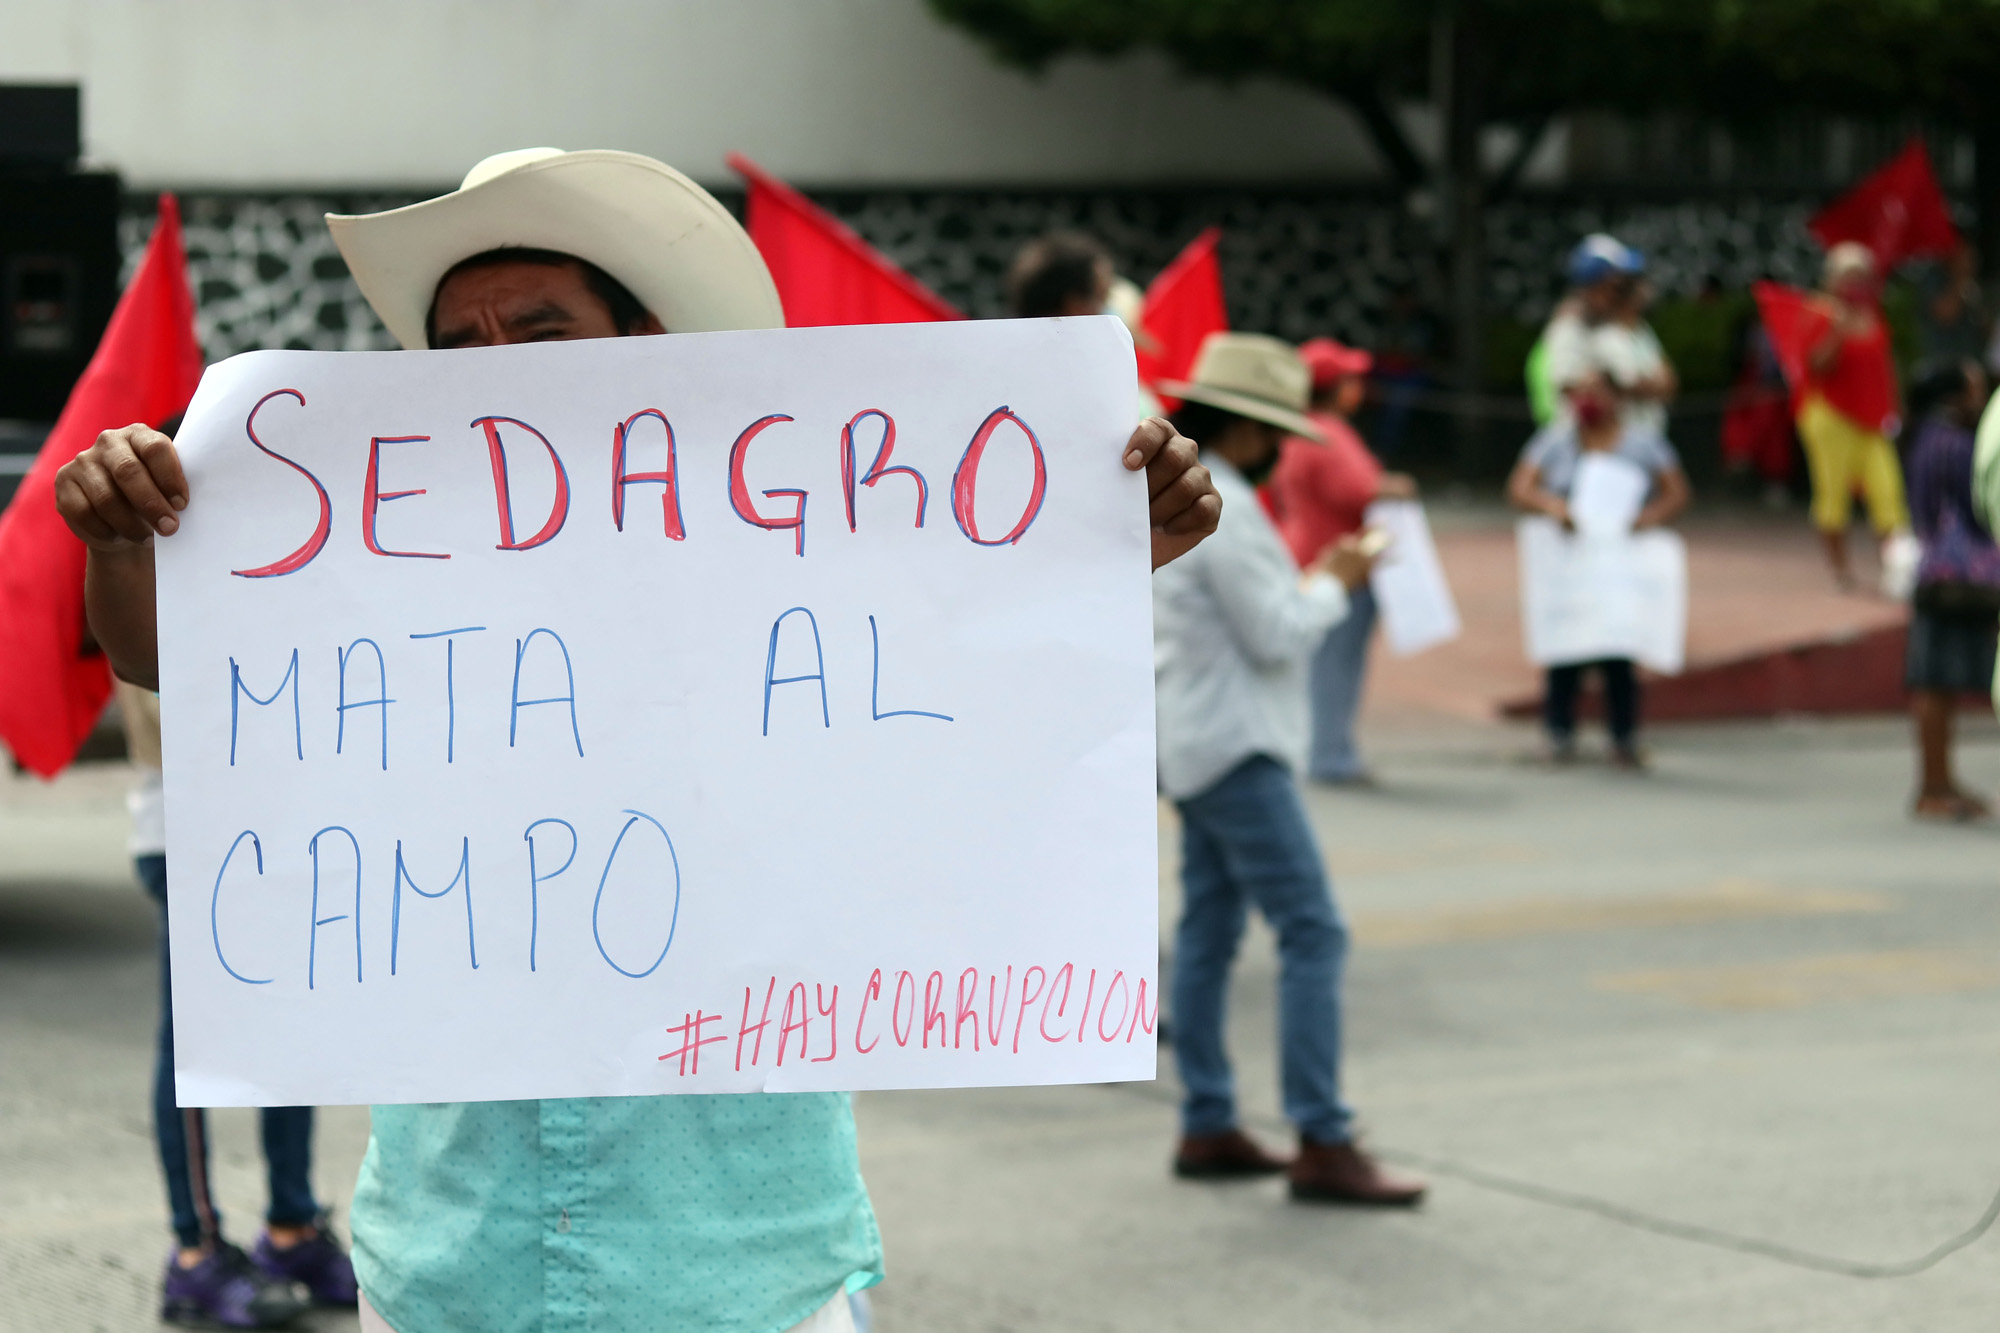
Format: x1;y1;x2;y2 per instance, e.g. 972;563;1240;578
1525;335;1559;427
350;1095;883;1333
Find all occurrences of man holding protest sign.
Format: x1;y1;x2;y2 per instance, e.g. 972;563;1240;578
56;148;1221;1333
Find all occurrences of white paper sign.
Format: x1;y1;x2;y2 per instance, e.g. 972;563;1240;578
155;316;1160;1107
1569;452;1650;537
1517;517;1687;674
1364;499;1461;656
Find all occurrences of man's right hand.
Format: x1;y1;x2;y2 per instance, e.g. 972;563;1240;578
54;424;188;550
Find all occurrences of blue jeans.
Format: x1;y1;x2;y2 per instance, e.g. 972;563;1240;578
1371;368;1429;460
139;855;319;1249
1170;756;1354;1144
1307;583;1377;781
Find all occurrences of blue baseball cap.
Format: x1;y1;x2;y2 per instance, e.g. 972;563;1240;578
1567;233;1645;287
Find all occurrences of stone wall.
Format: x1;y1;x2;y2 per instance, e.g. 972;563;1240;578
127;186;1840;361
121;184;1914;479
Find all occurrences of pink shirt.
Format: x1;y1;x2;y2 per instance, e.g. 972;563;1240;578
1264;411;1382;568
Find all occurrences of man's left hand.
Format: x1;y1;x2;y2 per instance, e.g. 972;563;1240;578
1125;417;1220;570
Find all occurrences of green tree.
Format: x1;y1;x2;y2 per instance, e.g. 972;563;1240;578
929;0;2000;459
927;0;1719;463
927;1;1717;189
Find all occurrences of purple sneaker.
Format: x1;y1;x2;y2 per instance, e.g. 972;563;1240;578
253;1217;358;1307
161;1243;307;1328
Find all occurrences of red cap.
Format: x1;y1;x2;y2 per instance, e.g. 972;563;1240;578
1299;337;1373;389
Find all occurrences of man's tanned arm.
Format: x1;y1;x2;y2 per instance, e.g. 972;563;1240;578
55;423;185;690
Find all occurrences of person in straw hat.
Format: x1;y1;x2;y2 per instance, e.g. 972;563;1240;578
1152;331;1427;1206
55;147;1224;1333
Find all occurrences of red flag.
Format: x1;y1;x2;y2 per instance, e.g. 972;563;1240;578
1139;227;1228;407
727;153;962;327
1753;280;1897;432
1808;138;1961;269
1751;281;1817;402
0;194;203;777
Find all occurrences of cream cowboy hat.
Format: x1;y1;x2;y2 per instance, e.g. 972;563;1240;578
326;147;782;349
1157;332;1323;440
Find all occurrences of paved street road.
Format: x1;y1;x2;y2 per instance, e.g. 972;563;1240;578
6;717;1998;1331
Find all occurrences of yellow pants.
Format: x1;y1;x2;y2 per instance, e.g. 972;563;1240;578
1797;394;1909;534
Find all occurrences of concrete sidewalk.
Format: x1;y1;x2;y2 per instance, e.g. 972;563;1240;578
857;716;2000;1332
7;712;1999;1331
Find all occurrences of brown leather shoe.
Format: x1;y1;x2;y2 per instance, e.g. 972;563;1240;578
1287;1138;1427;1206
1173;1128;1292;1179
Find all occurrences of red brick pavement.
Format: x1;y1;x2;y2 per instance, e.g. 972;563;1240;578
1363;508;1907;725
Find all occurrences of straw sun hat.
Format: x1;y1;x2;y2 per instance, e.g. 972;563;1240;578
1823;240;1878;287
1157;332;1324;441
326;147;782;349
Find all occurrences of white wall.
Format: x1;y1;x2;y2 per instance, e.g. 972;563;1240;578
2;0;1386;189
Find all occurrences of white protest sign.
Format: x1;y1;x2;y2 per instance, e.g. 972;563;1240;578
1569;452;1649;537
156;316;1159;1107
1363;499;1460;656
1517;517;1687;674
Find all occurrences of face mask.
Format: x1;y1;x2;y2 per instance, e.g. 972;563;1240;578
1237;445;1280;487
1574;395;1616;432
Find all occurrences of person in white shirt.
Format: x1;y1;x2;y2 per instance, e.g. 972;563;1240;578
1590;276;1677;437
1533;233;1648;424
1152;333;1426;1206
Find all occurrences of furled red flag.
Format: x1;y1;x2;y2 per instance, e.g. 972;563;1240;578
0;194;203;777
1139;227;1228;407
727;153;962;327
1752;279;1898;432
1750;281;1817;402
1808;138;1961;269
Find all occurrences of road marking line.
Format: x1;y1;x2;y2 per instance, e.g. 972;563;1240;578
1327;839;1544;876
1351;878;1888;948
1596;949;2000;1011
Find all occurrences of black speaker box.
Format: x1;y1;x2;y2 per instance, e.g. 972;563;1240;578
0;170;122;423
